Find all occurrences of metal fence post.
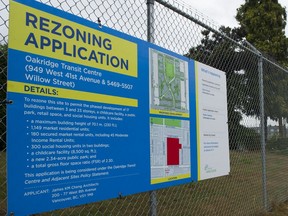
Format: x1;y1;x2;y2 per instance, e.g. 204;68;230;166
149;190;157;216
147;0;157;216
243;41;268;210
147;0;155;43
258;53;268;210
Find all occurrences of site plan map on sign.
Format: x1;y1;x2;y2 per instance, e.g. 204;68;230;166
150;118;191;184
149;49;189;117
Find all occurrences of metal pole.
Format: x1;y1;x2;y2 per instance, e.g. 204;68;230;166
147;0;157;216
258;53;268;210
244;41;268;210
149;190;157;216
147;0;155;43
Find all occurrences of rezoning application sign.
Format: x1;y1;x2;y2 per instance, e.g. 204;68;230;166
7;0;229;215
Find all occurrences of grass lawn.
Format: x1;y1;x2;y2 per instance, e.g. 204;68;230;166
0;151;7;216
0;150;287;215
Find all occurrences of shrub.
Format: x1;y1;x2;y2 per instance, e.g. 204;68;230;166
266;137;288;151
229;125;261;151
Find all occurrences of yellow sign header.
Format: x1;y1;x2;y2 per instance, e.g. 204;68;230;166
9;1;138;77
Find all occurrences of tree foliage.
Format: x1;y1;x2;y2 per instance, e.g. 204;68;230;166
236;0;288;137
236;0;288;63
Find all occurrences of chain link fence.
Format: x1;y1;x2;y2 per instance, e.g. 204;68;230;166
1;0;288;215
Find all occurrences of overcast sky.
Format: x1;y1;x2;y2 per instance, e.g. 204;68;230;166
181;0;288;36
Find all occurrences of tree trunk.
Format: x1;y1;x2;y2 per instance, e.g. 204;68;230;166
264;115;268;141
279;117;283;138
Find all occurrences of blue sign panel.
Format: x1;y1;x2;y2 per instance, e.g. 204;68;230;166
7;0;197;215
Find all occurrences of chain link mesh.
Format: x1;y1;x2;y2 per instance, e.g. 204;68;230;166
0;0;8;215
1;0;288;215
263;60;288;207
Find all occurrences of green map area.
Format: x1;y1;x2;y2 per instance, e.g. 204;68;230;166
151;117;181;127
150;49;189;114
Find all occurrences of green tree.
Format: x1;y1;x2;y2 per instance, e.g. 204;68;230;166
236;0;288;138
236;0;288;63
0;43;7;151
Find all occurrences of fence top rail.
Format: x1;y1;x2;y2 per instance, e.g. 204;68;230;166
155;0;288;74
